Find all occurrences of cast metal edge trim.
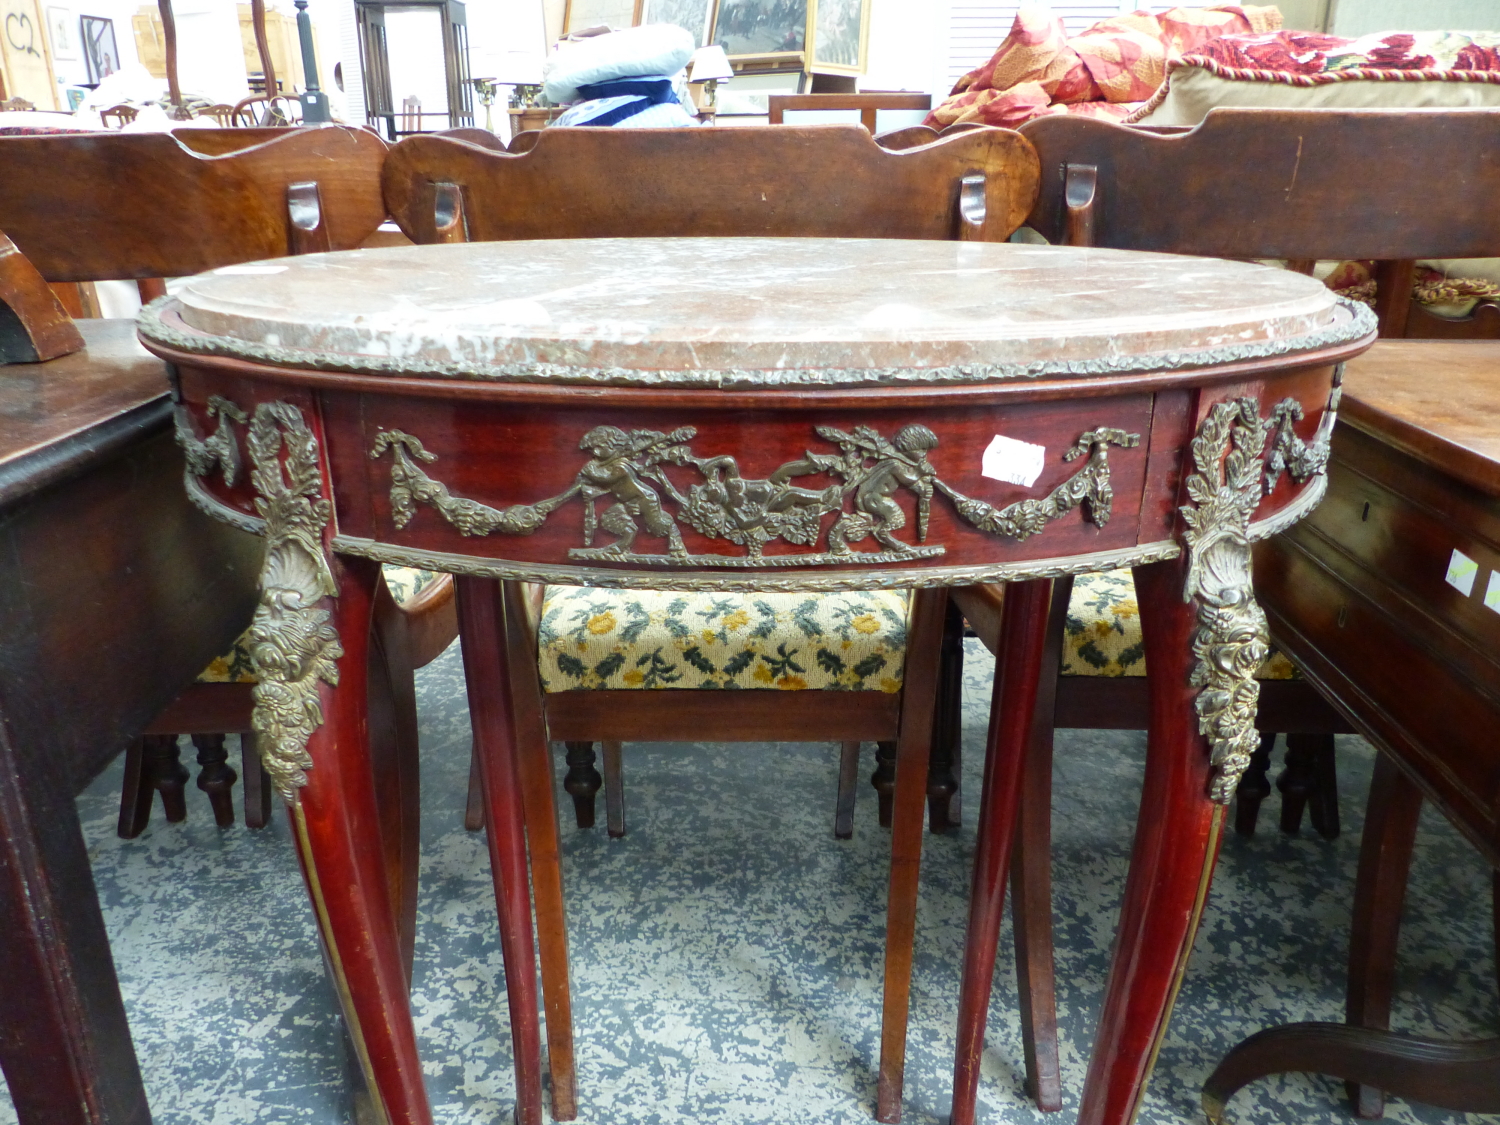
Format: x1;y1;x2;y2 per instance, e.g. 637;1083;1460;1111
137;297;1377;390
327;536;1184;592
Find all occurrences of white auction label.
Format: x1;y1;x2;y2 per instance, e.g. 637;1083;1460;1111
980;434;1046;487
1445;548;1479;596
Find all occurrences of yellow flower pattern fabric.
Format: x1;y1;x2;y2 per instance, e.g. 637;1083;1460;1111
1061;569;1295;679
537;586;909;692
196;566;441;683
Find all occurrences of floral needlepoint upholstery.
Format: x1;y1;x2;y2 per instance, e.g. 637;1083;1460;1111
537;586;910;692
1062;569;1295;679
1132;28;1500;125
196;565;440;683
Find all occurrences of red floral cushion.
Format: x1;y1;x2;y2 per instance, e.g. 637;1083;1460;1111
1127;28;1500;123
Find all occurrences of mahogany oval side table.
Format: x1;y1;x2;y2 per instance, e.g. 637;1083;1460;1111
140;237;1374;1125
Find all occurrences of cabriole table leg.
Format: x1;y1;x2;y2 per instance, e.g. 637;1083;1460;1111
1075;555;1228;1125
241;400;432;1125
284;554;433;1124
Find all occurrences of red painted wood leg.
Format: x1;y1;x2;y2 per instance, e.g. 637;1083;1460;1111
288;554;433;1124
456;576;545;1125
1075;556;1227;1125
949;578;1054;1125
875;586;949;1123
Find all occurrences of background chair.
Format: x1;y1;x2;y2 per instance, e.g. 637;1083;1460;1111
382;122;1041;1122
119;567;455;833
0;129;451;977
947;105;1500;1113
768;92;933;134
231;94;301;127
98;104;138;129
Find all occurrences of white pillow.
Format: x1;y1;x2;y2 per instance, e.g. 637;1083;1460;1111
544;24;696;105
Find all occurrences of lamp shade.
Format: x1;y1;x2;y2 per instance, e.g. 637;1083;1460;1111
495;50;546;87
688;45;732;83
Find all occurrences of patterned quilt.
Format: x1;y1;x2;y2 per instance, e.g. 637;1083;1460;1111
926;4;1281;129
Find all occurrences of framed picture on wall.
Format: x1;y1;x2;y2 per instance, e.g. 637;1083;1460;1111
80;14;117;83
809;0;867;73
639;0;713;46
45;5;75;59
711;0;807;58
562;0;641;35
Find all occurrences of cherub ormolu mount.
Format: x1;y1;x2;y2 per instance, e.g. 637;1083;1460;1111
368;421;1142;568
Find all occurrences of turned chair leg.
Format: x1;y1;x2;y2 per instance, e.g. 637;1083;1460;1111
1278;733;1318;834
468;737;608;835
191;733;238;828
149;734;189;823
1278;732;1341;838
1233;732;1277;837
119;733;189;838
563;741;602;829
834;741;861;839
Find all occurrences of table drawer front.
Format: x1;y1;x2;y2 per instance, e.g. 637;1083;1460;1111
1256;530;1500;855
1300;428;1500;673
171;361;1339;589
323;391;1161;586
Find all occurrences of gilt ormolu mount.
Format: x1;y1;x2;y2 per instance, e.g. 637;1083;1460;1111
368;422;1143;567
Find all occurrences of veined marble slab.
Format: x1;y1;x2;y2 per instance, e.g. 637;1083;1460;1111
144;238;1369;387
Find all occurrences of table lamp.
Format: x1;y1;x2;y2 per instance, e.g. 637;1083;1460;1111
687;45;731;116
498;51;546;113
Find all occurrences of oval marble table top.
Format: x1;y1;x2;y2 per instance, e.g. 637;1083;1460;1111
142;237;1372;388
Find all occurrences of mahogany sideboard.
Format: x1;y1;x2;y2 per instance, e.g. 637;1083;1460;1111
1208;341;1500;1117
142;237;1373;1125
0;320;261;1124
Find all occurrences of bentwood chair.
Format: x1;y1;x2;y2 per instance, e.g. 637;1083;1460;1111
0;129;447;965
946;106;1500;1114
381;123;1041;1122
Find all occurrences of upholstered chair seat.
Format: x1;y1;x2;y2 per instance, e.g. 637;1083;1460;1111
1061;569;1296;680
536;586;910;692
121;565;448;836
195;565;443;684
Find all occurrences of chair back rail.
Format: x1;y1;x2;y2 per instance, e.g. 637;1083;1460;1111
1019;108;1500;262
767;92;933;133
382;124;1039;246
172;127;297;156
0;127;388;282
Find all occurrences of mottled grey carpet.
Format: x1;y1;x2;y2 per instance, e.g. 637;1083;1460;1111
7;640;1494;1125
